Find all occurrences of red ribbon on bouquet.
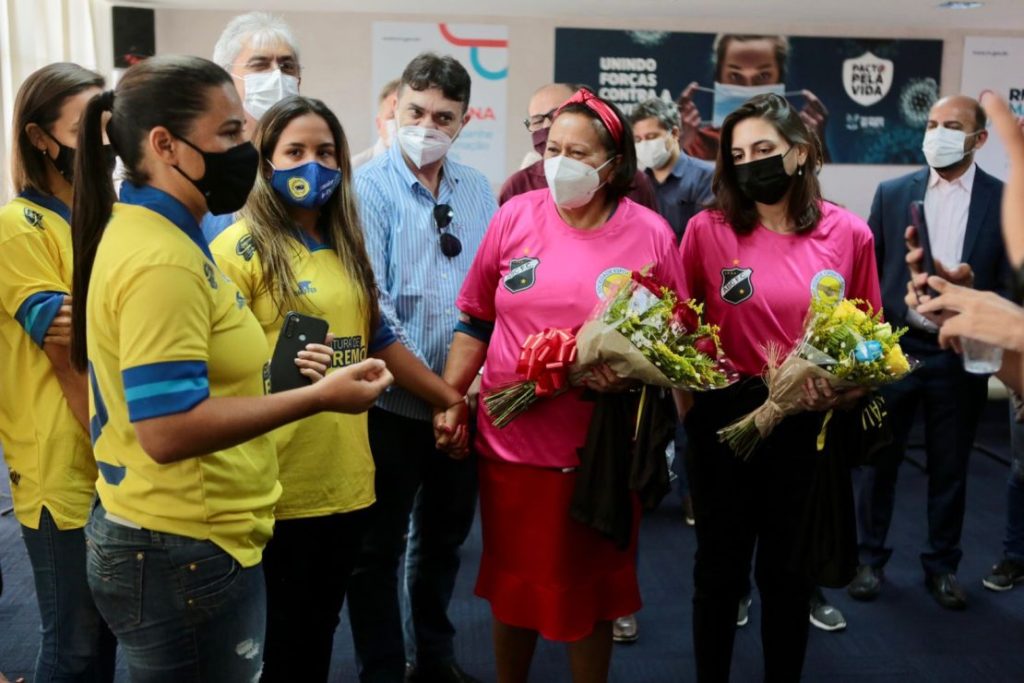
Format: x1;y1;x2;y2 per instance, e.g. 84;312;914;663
514;328;577;397
630;269;666;296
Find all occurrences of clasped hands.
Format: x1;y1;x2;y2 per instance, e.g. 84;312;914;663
430;363;637;459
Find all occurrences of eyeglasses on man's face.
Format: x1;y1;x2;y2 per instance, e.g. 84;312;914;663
237;55;302;78
523;108;558;132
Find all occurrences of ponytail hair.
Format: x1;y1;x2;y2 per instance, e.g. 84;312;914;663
71;55;232;371
70;90;115;371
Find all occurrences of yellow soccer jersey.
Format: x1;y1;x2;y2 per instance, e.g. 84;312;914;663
87;184;280;567
0;190;95;530
212;219;393;519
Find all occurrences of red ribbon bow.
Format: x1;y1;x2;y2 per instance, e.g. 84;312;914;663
515;328;577;397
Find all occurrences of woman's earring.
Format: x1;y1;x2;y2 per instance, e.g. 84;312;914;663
798;166;804;176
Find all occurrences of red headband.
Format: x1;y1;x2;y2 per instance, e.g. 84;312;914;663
556;88;624;147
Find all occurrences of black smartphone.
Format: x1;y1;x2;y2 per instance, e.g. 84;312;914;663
908;200;937;301
269;311;329;393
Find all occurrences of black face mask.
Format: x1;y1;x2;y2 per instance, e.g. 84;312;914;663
174;138;259;216
532;127;549;156
734;147;796;205
41;128;76;182
41;128;117;183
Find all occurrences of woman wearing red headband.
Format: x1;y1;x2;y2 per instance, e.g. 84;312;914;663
438;89;685;682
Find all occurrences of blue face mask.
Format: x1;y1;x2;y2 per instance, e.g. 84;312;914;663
270;161;342;210
712;82;786;127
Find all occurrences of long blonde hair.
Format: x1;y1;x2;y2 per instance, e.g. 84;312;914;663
240;95;379;334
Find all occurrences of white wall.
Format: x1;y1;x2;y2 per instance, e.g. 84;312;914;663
155;9;1022;219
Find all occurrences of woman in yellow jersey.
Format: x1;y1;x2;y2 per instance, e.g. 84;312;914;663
211;95;470;683
0;62;117;682
68;55;393;683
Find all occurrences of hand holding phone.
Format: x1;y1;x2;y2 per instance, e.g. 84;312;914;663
270;312;330;393
907;200;937;303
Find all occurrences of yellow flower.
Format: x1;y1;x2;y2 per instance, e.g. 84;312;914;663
831;299;867;325
885;345;910;376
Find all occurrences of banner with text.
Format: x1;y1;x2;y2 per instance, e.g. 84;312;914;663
554;29;943;165
372;22;508;187
961;36;1024;182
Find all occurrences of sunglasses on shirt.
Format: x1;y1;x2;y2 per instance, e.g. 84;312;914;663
434;204;462;258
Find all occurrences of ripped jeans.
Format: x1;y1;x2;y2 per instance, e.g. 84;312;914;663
85;502;266;682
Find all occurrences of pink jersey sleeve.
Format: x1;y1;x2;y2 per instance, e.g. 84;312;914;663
676;211;709;303
651;219;688;299
456;207;506;322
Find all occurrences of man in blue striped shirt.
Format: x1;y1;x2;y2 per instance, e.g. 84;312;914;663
349;52;496;683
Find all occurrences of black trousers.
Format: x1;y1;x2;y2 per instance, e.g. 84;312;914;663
260;508;372;683
856;348;989;575
686;380;821;683
348;408;479;682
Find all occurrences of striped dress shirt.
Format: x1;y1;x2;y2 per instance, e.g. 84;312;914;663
356;138;497;421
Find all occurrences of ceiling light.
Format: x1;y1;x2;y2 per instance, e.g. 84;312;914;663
937;1;984;8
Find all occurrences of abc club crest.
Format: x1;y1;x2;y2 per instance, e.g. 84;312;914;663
720;267;754;305
503;257;539;293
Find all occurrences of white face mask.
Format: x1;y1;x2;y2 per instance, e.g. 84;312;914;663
240;69;299;121
635;136;673;171
544;155;614;209
397;125;457;168
922;126;977;169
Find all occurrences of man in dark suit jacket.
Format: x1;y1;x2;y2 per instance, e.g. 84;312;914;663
851;95;1010;610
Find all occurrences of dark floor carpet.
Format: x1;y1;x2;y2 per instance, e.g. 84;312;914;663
2;401;1023;682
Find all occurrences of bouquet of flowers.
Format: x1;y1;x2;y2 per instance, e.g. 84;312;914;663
574;270;739;390
483;270;738;428
718;295;915;459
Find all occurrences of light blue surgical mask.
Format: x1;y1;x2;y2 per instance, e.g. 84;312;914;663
270;161;342;210
711;82;787;126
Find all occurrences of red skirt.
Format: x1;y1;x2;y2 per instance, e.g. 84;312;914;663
474;457;642;642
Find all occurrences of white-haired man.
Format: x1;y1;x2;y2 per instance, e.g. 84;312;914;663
202;11;302;241
213;11;301;133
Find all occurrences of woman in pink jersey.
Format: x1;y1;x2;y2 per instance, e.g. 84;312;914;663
678;93;881;682
438;89;685;682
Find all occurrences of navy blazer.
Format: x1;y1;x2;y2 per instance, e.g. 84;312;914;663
867;165;1009;350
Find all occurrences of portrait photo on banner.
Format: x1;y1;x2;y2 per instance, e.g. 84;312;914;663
554;28;944;165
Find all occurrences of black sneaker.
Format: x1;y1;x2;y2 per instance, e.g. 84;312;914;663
982;558;1024;592
809;589;847;632
736;595;752;628
847;564;883;601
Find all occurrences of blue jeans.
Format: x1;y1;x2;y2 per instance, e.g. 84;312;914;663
348;408;478;683
1006;402;1024;562
85;502;266;682
20;506;116;682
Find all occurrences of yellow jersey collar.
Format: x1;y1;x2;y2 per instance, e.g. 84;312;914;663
119;183;213;261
